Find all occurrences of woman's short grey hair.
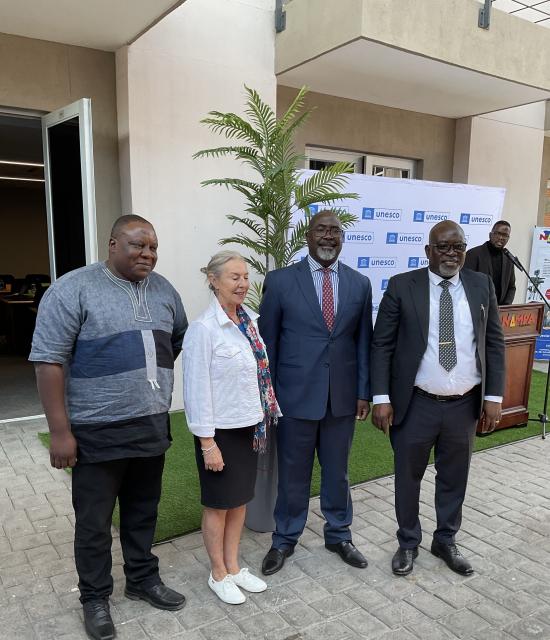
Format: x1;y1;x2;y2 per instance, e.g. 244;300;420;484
200;250;245;291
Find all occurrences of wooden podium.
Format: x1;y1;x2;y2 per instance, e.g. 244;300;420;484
477;302;544;434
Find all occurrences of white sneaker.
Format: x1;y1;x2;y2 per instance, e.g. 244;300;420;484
230;568;267;593
208;573;246;604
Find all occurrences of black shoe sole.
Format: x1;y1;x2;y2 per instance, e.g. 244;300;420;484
124;589;186;611
261;548;294;576
430;546;473;576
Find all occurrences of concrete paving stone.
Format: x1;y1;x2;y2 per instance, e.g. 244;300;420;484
0;536;12;554
219;594;263;622
352;565;388;589
457;536;501;557
523;580;550;602
534;608;550;626
309;592;358;618
277;600;324;629
301;620;359;640
251;584;300;610
0;622;37;640
434;584;482;609
55;541;75;558
5;576;53;601
26;543;60;565
376;578;423;603
505;616;550;640
138;609;186;639
501;590;547;617
32;514;73;534
236;611;291;637
176;601;227;630
372;600;426;629
315;570;365;595
286;576;330;605
7;484;37;500
0;548;27;569
345;584;394;612
439;608;491;638
492;568;539;592
0;561;36;587
32;555;76;578
50;570;79;595
199;617;246;640
343;608;390;638
465;575;515;604
295;551;347;580
32;611;84;640
47;528;74;546
404;590;456;619
354;524;394;546
470;629;515;640
110;619;149;640
468;600;520;628
3;511;35;538
405;618;458;639
378;629;419;640
26;503;56;522
12;493;48;510
23;591;64;621
58;590;82;611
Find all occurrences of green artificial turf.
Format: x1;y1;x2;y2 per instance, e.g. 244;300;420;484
39;370;547;542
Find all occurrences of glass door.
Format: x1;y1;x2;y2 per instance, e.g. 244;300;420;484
42;99;97;280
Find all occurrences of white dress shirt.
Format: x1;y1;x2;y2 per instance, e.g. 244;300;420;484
182;296;268;437
307;255;339;314
373;269;502;404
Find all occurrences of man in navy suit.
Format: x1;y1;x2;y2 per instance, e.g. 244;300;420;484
259;210;373;575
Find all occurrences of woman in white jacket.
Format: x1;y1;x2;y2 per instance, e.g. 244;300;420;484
182;250;280;605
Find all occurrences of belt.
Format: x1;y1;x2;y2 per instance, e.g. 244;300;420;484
414;386;478;402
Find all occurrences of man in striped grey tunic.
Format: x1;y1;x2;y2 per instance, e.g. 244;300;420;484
30;215;188;640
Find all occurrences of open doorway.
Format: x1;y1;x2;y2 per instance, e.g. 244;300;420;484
0;101;97;421
0;112;48;419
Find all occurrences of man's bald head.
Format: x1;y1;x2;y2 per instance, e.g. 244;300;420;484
110;214;152;239
425;220;467;278
428;220;465;245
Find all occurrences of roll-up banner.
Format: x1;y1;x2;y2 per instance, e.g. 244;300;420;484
527;227;550;360
295;172;505;315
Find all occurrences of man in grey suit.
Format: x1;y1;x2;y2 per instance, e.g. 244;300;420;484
259;210;373;575
371;220;505;577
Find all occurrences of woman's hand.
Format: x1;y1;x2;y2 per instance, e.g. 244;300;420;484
200;438;225;472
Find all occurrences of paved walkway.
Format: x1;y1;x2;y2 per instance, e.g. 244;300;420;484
1;418;549;640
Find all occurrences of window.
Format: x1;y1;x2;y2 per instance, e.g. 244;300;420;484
305;147;416;179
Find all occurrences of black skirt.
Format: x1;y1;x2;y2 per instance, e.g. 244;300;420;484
194;425;258;509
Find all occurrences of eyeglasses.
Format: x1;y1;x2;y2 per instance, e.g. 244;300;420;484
431;242;467;254
312;225;344;238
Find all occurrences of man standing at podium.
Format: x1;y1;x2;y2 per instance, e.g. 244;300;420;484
464;220;516;305
371;220;505;578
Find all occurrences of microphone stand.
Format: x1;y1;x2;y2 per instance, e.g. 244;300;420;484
503;248;549;439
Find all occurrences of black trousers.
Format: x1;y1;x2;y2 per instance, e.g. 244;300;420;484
72;454;165;603
390;391;478;549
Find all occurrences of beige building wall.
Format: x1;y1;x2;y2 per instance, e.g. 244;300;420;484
117;0;277;408
454;103;546;302
0;32;121;258
277;86;456;182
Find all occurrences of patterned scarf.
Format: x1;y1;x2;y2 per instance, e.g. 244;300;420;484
235;305;278;453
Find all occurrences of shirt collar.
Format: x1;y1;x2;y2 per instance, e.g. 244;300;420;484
428;268;460;288
307;254;339;274
210;294;259;326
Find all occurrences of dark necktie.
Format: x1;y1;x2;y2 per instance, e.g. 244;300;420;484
439;280;457;372
322;268;334;331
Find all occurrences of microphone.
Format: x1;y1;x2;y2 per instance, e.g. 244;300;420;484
503;248;523;271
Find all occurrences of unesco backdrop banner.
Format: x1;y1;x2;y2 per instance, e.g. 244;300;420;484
295;171;506;315
527;227;550;359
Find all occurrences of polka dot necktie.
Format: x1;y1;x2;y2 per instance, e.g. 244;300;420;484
439;280;457;372
322;268;335;332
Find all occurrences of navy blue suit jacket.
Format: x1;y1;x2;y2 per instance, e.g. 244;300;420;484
258;258;373;420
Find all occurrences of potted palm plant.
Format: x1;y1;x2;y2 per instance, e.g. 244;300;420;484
193;85;359;309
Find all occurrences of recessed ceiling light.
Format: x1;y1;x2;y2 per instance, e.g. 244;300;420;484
0;160;44;168
0;176;45;182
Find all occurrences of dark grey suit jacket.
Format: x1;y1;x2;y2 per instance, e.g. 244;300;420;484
370;267;505;425
464;242;516;305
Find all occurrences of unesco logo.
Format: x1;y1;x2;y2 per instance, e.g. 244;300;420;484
460;213;493;225
344;231;375;244
413;210;449;223
381;279;389;291
362;207;402;221
386;232;424;245
357;257;398;269
408;257;429;268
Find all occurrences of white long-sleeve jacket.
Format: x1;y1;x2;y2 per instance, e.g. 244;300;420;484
182;297;267;437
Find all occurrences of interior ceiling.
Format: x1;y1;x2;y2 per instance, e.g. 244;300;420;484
0;0;184;51
0;115;44;184
277;39;550;119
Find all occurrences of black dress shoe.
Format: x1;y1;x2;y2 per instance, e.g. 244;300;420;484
261;547;294;576
391;547;418;576
124;582;186;611
83;599;116;640
431;540;473;576
325;541;368;569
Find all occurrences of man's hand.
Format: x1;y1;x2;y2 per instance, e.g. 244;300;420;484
480;400;502;434
50;430;78;469
372;403;394;436
356;399;371;421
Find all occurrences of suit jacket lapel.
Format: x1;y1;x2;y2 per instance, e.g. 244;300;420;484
331;262;349;334
295;259;326;330
460;270;481;343
411;268;430;347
